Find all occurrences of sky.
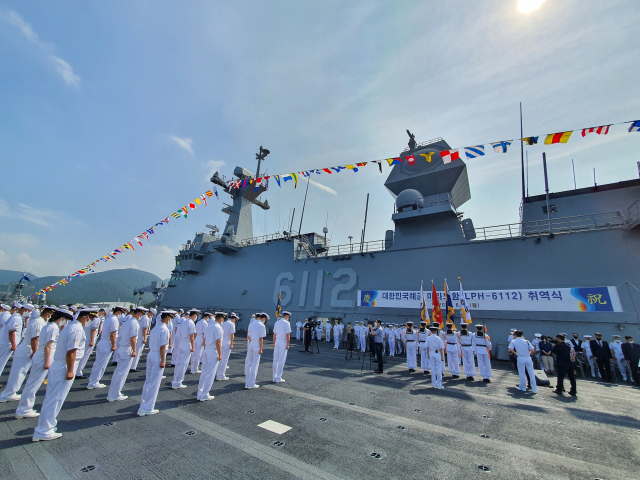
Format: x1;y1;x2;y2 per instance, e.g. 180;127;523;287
1;0;639;281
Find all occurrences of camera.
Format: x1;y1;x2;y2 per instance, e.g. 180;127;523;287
367;319;375;326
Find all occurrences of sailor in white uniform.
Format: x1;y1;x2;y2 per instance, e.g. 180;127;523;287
138;310;174;416
190;312;211;374
107;307;142;401
404;322;418;372
458;323;476;379
331;322;339;349
325;320;332;342
131;308;152;372
172;309;198;389
0;304;30;378
87;306;123;389
509;330;537;393
610;335;628;381
418;322;429;373
32;308;96;442
197;312;224;401
216;312;236;380
74;308;101;379
472;324;492;382
295;319;302;341
315;322;323;343
15;307;63;419
426;325;445;388
358;322;367;352
0;304;39;402
170;309;184;364
443;322;461;378
245;313;267;389
272;311;292;383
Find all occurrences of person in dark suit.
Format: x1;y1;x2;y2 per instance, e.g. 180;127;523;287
590;333;612;382
622;335;640;386
552;334;577;396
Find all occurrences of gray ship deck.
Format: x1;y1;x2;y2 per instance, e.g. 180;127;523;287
1;334;639;480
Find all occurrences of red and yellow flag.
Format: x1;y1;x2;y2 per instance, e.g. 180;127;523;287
431;281;443;328
545;131;573;144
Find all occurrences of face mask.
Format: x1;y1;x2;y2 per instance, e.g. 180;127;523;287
615;340;621;343
60;320;68;327
628;340;634;344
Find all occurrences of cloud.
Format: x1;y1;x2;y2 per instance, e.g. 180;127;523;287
3;9;80;87
170;136;194;155
309;178;337;195
204;159;225;180
0;198;83;229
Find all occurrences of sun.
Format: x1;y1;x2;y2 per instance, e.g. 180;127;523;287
518;0;545;14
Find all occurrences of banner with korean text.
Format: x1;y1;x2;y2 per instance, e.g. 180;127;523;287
357;287;623;313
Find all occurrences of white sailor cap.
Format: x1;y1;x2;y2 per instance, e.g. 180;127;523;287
262;313;270;320
215;311;228;317
133;307;149;313
510;328;516;332
229;313;239;319
21;303;35;311
178;308;184;312
112;305;126;312
535;333;542;338
0;304;10;310
161;309;177;316
613;334;621;338
584;335;593;338
460;322;468;326
54;308;74;320
281;311;291;316
78;308;100;316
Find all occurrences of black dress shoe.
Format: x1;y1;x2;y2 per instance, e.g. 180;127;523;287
423;371;429;374
467;376;474;380
130;369;139;373
552;389;563;395
568;391;577;396
75;375;87;379
408;369;415;372
452;375;459;379
483;378;491;383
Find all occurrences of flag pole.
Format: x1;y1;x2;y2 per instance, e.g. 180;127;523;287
520;102;525;201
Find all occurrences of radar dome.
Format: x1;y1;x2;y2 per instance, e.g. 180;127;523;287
396;189;423;212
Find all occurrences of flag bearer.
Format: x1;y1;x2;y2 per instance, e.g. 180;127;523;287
131;308;152;373
404;322;418;372
87;306;123;389
443;322;461;379
15;307;64;419
426;325;445;389
509;330;537;393
472;324;493;382
138;310;174;416
191;312;210;374
32;308;96;441
107;307;143;401
273;311;292;383
459;323;476;379
245;313;266;389
418;322;429;373
75;308;101;379
216;312;236;380
196;311;223;401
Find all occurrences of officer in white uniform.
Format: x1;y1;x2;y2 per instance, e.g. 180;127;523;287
32;308;95;442
191;312;211;374
216;312;237;380
138;310;174;416
331;322;339;349
107;307;142;401
273;311;292;383
197;312;224;401
417;322;429;373
87;306;123;389
404;322;418;372
583;335;597;377
74;308;101;379
443;322;461;378
170;309;184;364
295;319;302;341
172;309;197;389
325;320;332;342
0;304;30;378
610;335;628;381
245;313;267;389
531;333;542;370
426;325;445;388
358;322;367;352
0;304;39;402
509;330;537;393
131;308;151;372
458;323;476;379
15;307;63;419
472;324;493;382
316;322;323;343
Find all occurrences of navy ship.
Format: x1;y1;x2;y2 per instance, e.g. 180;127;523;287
161;136;640;358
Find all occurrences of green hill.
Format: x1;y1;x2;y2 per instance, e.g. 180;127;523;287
0;270;38;286
0;268;162;305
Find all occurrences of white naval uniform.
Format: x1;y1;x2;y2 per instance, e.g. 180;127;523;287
190;318;207;374
107;315;139;400
531;338;542;369
459;331;476;377
444;331;461;375
216;319;236;379
426;334;445;388
16;322;59;417
418;330;429;371
325;322;332;342
75;315;100;376
583;339;598;377
197;321;223;400
472;333;493;379
172;317;196;388
166;318;174;356
405;330;418;369
245;320;266;388
389;328;397;356
359;326;367;352
510;337;537;393
610;341;627;381
139;322;169;414
316;324;323;342
88;314;119;388
333;324;340;349
0;313;23;377
295;321;302;341
0;315;45;401
33;319;85;440
272;318;291;383
131;314;150;371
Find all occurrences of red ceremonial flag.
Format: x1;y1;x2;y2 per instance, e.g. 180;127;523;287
322;168;332;174
544;131;573;144
440;149;461;164
431;282;443;327
582;125;611;137
189;202;196;210
405;155;415;165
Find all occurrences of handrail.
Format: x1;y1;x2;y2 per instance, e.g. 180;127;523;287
401;137;443;152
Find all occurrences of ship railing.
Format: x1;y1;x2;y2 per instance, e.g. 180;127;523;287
401;137;443;152
298;239;386;259
239;232;290;246
474;211;626;241
294;234;318;260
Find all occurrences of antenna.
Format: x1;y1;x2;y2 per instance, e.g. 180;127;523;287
289;208;295;233
572;159;576;190
520;102;525;201
593;168;597;186
525;151;529;197
359;193;370;255
543;152;552;235
298;175;311;235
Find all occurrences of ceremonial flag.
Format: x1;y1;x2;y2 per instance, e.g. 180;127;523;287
275;291;282;319
140;232;149;241
345;165;359;172
264;177;269;190
372;160;382;173
205;190;214;198
134;237;144;246
440;149;461;164
444;280;456;329
458;278;471;324
419;152;435;162
385;158;402;166
464;145;485;159
241;179;248;188
123;243;134;251
331;166;346;173
322;168;333;174
356;162;367;168
274;175;281;187
491;141;512;153
431;281;443;328
628;121;640;133
405;155;415;165
171;213;181;219
254;178;263;191
146;228;154;235
213;187;219;199
300;171;310;177
199;194;208;206
545;131;573;144
22;273;31;282
522;136;539;145
582;125;610;137
420;282;429;325
282;173;298;188
189;202;196;210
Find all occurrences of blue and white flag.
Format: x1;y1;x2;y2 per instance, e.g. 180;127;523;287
464;145;485;159
214;186;219;198
491;141;512;153
22;273;31;282
628;120;640;133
